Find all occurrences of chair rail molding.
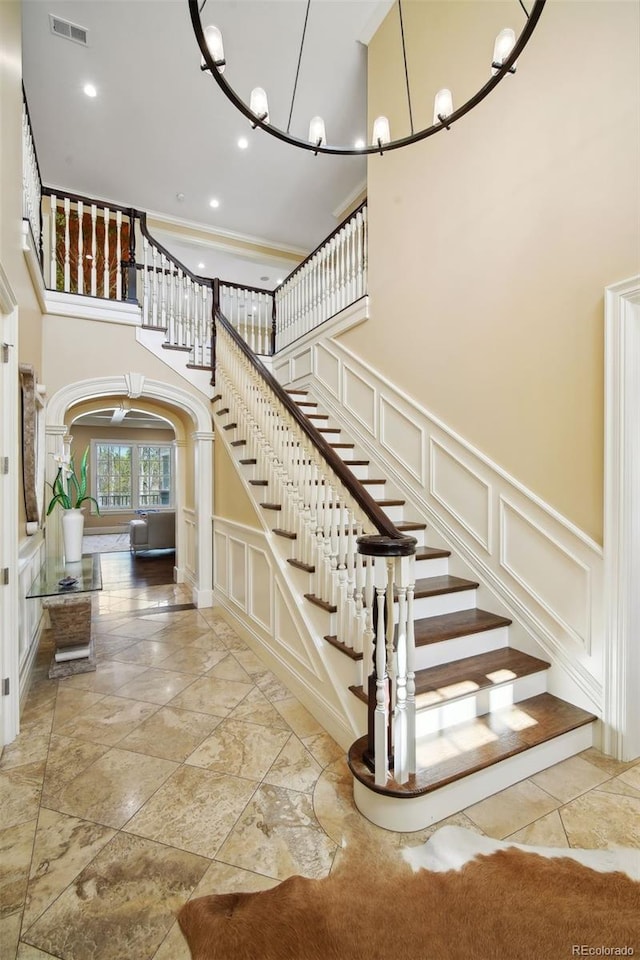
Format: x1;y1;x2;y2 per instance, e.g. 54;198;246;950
275;333;605;713
45;375;214;607
603;275;640;761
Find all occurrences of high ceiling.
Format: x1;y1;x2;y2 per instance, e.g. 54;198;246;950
22;0;390;280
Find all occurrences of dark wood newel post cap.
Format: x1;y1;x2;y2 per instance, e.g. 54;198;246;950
356;535;417;557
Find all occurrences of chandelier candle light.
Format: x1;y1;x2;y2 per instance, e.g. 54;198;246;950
190;0;546;156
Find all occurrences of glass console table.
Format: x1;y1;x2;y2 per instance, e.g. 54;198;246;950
27;555;103;679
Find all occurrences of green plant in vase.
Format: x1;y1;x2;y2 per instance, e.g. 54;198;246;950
46;447;101;515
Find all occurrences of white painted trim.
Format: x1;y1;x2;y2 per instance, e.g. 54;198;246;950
44;290;140;325
603;275;640;761
357;0;395;45
353;723;593;832
46;377;214;607
212;515;362;749
0;263;19;746
332;180;367;221
278;335;604;711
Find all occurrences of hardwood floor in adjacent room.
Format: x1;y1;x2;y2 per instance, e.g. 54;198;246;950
97;549;176;590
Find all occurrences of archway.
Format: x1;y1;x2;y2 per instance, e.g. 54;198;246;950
46;374;214;607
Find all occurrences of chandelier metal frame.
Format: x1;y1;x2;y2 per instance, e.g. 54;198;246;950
189;0;546;157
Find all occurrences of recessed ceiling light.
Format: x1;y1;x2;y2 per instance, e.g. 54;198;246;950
354;138;365;150
209;198;220;209
238;137;249;150
260;275;269;282
276;278;283;284
83;83;97;98
176;192;185;202
198;263;205;270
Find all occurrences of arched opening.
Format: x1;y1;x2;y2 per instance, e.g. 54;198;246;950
45;374;214;607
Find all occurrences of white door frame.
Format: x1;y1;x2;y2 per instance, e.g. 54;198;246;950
603;275;640;761
46;374;214;607
0;262;20;747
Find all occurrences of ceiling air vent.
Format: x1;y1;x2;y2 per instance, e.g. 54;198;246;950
49;15;88;46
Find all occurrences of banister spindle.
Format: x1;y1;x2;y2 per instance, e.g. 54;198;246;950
90;204;97;296
77;200;84;294
50;194;57;289
116;210;123;300
63;197;71;292
103;207;110;298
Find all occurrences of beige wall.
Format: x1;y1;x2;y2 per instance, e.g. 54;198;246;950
1;1;44;534
214;436;261;529
341;1;640;544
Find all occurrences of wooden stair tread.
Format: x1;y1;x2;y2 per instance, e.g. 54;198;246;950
376;499;405;507
326;635;363;661
162;343;191;352
306;413;328;420
186;363;210;370
317;427;340;433
410;575;478;599
329;443;355;449
341;460;370;466
416;547;451;561
361;479;386;486
248;480;268;486
349;648;551;705
239;458;257;465
304;593;337;614
273;528;297;540
222;423;237;430
260;502;282;511
348;693;596;798
211;394;222;403
395;521;427;532
287;558;315;573
412;608;512;646
230;439;246;447
286;389;308;395
216;408;229;416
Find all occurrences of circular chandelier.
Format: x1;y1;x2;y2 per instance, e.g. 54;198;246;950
189;0;546;157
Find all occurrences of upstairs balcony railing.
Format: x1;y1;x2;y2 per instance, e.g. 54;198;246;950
22;94;367;361
21;93;414;790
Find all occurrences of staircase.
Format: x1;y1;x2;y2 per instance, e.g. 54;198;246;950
213;376;596;831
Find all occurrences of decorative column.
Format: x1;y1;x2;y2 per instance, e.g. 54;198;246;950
192;430;215;607
173;438;187;584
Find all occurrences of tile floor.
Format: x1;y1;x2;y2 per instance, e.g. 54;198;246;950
1;582;639;959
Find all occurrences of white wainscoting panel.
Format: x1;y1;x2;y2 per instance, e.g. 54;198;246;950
214;530;228;592
380;396;423;482
430;439;491;552
277;336;604;710
248;545;272;632
18;535;46;702
316;344;340;395
212;517;361;747
229;537;246;607
343;364;376;434
291;347;313;382
500;502;592;653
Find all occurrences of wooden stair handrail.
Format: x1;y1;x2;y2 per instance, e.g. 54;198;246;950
137;212;213;286
273;199;366;296
42;185;134;217
214;302;404;540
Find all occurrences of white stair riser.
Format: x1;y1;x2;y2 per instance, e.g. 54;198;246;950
415;670;548;737
343;463;370;480
414;625;509;672
414;556;450;578
319;429;342;442
395;588;477;621
379;503;406;522
353;723;594;832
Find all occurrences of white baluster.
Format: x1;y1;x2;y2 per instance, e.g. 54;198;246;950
407;570;417;776
142;236;150;326
90;204;97;296
103;207;110;298
394;555;410;784
63;197;71;292
77;200;84;294
152;245;158;326
50;194;57;288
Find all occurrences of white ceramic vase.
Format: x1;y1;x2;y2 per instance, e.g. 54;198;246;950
61;508;85;563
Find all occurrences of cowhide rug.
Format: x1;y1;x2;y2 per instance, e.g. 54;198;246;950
178;827;640;960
